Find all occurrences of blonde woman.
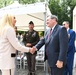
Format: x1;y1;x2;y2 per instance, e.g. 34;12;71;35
0;14;34;75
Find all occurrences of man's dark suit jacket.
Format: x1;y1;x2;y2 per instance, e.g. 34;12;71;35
67;29;75;59
36;24;68;67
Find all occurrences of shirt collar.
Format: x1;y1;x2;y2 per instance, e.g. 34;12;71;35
67;28;69;31
51;24;56;31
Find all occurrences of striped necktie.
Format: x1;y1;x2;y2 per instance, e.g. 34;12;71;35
47;28;52;41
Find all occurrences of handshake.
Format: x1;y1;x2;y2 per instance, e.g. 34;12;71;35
29;46;37;54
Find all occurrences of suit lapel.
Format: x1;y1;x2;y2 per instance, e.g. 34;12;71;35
49;25;58;41
46;25;58;44
45;29;51;43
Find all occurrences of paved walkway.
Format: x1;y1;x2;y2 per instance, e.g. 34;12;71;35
16;68;45;75
73;67;76;75
0;67;45;75
0;67;76;75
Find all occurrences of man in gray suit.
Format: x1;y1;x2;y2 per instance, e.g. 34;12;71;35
32;15;68;75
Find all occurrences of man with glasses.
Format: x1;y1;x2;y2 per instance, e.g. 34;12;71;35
63;21;75;75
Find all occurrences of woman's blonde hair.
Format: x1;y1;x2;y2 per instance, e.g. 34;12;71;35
0;14;15;35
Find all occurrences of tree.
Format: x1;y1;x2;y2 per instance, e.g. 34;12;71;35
49;0;68;25
19;0;37;4
0;0;13;8
49;0;76;28
67;0;76;28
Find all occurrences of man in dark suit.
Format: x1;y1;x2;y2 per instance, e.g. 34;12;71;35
62;21;75;75
32;15;68;75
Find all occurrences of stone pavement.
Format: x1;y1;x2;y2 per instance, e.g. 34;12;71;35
0;67;76;75
73;67;76;75
0;66;45;75
16;68;45;75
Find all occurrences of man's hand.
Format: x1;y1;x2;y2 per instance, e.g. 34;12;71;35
29;47;36;54
56;60;63;68
32;46;37;51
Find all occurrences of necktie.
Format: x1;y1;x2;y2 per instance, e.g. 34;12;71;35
46;29;52;56
47;29;52;41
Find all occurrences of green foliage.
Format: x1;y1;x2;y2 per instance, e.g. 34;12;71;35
17;31;25;35
49;0;63;24
49;0;76;28
19;0;37;4
0;0;13;8
39;31;44;37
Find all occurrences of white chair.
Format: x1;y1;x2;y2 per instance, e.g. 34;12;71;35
16;51;23;69
23;56;27;69
36;50;45;71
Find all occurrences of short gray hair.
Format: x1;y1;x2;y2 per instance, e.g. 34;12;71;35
63;21;69;25
47;15;58;22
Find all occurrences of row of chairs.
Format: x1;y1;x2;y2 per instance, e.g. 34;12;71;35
15;50;45;71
